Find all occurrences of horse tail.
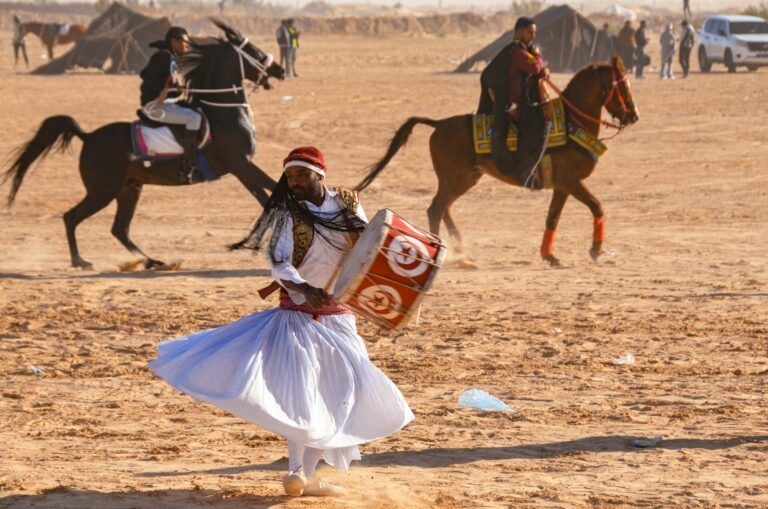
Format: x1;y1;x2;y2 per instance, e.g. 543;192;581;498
355;116;440;192
3;115;86;206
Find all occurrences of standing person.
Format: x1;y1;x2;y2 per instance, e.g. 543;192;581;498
218;0;226;14
476;16;551;191
288;18;300;78
149;146;414;498
276;19;292;78
12;15;29;69
617;20;636;73
634;20;648;79
683;0;691;19
679;19;695;77
595;22;615;62
139;26;202;183
659;23;676;79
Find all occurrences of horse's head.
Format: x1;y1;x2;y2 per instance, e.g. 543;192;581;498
211;18;285;90
603;55;639;127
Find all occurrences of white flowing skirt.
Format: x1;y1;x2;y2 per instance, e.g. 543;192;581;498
148;308;414;471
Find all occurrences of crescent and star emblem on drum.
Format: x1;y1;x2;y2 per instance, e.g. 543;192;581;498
386;235;430;278
358;285;402;320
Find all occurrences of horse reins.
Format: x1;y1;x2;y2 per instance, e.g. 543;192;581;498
543;67;631;139
182;38;272;110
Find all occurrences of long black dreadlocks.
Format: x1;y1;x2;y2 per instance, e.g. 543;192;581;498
229;175;367;264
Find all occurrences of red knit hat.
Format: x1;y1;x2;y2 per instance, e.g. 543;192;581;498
283;146;327;177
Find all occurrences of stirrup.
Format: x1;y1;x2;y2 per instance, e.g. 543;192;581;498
181;167;204;184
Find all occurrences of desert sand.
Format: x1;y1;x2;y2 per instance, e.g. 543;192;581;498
1;28;767;509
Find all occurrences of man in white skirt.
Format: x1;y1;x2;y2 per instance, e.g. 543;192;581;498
149;146;414;497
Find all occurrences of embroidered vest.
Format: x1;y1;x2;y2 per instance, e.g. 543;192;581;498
291;186;360;267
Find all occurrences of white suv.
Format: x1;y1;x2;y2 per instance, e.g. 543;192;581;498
697;15;768;72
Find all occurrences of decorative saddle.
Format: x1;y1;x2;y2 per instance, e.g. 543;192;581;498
130;109;218;181
471;97;607;161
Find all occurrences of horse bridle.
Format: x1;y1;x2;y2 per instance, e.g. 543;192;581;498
592;65;634;127
545;64;633;138
183;38;273;110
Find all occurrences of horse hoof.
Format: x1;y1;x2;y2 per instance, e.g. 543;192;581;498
145;259;181;271
446;257;477;269
589;246;604;262
144;259;166;270
455;258;478;269
543;255;563;268
72;259;94;270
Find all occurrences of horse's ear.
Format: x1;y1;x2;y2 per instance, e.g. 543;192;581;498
209;17;243;45
612;53;626;75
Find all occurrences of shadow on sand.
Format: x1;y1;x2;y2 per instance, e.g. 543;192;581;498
361;434;768;468
136;458;287;478
0;486;285;509
0;268;270;281
134;434;767;479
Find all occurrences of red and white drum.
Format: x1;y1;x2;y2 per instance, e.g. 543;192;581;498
334;209;447;330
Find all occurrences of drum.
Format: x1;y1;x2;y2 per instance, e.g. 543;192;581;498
334;209;447;330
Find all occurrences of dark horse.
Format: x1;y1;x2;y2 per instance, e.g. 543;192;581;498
356;55;640;267
21;21;86;59
3;20;283;269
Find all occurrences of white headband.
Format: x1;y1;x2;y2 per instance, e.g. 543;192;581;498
284;160;326;177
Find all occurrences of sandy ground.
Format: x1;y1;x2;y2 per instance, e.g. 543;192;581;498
1;29;767;509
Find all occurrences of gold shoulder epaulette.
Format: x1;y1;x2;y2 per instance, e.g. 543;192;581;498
333;186;360;214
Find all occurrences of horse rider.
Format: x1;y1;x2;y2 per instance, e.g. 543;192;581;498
478;16;550;190
140;26;202;183
12;15;29;69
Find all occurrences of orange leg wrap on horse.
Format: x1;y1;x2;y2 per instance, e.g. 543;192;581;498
593;215;606;243
540;229;556;257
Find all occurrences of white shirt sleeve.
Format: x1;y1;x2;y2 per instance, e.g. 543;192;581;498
355;200;369;223
268;217;307;287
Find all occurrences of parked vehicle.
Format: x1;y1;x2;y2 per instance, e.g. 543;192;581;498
697;15;768;72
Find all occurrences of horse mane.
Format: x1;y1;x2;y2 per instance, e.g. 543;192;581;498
562;62;611;97
177;18;268;87
177;37;229;84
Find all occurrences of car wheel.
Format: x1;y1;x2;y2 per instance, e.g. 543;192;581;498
725;49;736;73
747;65;758;72
698;47;711;72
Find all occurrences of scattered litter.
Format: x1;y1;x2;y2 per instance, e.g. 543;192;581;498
612;353;635;365
282;95;293;101
553;327;562;334
631;436;662;448
459;389;514;413
29;365;42;374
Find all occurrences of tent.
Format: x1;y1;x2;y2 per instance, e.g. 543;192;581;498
33;3;170;75
601;5;637;21
454;5;598;73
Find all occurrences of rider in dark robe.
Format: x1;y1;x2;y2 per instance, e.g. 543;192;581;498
477;17;550;190
140;26;202;182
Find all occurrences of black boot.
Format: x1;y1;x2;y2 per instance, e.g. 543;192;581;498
492;132;542;191
180;129;202;183
490;107;517;177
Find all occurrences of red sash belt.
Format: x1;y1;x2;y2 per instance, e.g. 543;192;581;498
278;289;352;318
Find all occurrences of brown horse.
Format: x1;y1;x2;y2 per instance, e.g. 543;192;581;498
356;55;639;267
21;21;86;59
